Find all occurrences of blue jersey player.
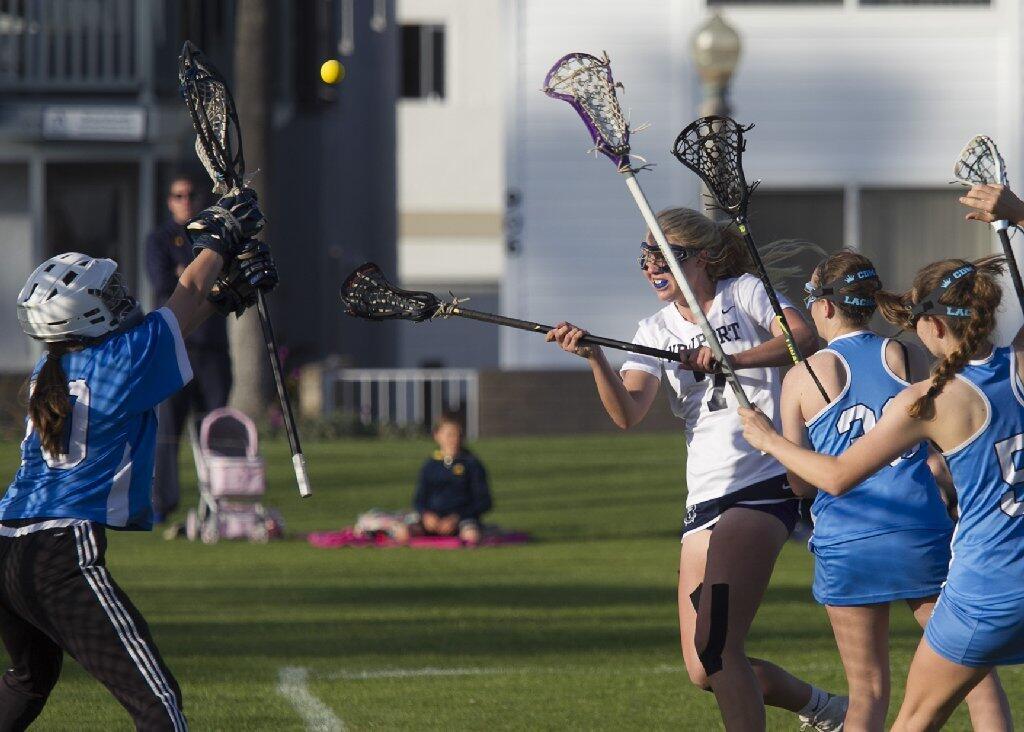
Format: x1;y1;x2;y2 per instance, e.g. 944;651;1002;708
0;188;273;731
742;250;1022;729
778;250;1009;729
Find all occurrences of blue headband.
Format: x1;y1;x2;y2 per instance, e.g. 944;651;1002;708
909;264;976;322
804;268;879;310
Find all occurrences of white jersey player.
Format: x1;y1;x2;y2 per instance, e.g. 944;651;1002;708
547;206;846;731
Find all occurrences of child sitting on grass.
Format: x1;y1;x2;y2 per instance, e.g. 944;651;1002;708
395;414;492;546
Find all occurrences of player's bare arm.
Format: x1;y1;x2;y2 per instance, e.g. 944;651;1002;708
732;307;818;369
164;248;224;338
741;386;928;495
547;321;660;429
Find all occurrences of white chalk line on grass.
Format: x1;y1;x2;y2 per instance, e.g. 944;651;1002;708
277;666;345;732
322;663;684;681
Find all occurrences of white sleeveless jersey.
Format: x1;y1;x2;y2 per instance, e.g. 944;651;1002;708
621;274;790;507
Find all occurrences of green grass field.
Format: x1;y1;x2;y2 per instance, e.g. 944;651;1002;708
5;433;1023;730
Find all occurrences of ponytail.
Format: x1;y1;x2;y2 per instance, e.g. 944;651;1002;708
877;255;1004;419
654;208;825;295
28;343;73;458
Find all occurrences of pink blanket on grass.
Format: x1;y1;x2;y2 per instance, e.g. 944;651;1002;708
307;528;530;550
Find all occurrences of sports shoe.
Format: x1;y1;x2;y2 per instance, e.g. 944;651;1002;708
799;693;847;731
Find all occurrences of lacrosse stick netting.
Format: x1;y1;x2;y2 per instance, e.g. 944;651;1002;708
542;52;632;170
673;116;828;402
543;52;751;409
178;42;244;194
954;134;1024;313
178;41;310;498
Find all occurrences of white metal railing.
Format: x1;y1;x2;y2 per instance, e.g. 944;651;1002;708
325;368;480;439
0;0;143;90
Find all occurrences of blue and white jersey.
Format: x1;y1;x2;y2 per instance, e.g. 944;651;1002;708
0;308;192;530
943;346;1024;603
805;331;951;547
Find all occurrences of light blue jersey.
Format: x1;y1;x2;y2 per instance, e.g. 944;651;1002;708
806;331;951;546
0;308;192;530
942;346;1024;603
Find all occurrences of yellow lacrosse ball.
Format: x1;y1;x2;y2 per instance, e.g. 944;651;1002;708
320;59;345;85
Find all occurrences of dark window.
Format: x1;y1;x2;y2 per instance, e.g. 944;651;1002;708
400;24;445;99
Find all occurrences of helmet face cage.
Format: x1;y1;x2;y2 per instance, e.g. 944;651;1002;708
97;271;137;326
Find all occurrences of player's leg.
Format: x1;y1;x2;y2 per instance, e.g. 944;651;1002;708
907;597;1011;730
43;523;187;731
890;639;990;731
0;603;63;731
825;603;891;729
692;506;834;729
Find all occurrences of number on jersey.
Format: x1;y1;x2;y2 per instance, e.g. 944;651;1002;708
996;433;1024;517
837;397;919;466
22;379;90;469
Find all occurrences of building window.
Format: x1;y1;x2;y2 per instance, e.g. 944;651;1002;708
400;24;445;99
858;188;991;292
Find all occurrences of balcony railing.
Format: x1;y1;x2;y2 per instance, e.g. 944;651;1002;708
0;0;143;91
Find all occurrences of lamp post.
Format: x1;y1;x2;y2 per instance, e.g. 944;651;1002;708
691;12;741;216
692;12;741;118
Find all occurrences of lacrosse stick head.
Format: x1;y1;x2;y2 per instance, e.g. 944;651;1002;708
340;263;442;322
954;135;1008;188
178;41;245;195
672;116;756;218
543;52;632;170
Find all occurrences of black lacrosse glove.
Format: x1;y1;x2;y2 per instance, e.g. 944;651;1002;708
208;240;278;317
186;187;266;260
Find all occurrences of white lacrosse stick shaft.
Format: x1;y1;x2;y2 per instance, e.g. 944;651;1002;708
622;171;752;410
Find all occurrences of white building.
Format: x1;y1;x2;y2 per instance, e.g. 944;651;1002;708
395;0;507;367
397;0;1024;369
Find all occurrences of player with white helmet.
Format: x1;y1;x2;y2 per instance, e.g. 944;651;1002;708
0;189;273;730
547;206;847;730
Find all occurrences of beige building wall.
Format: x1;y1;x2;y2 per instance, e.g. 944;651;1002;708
396;0;506;288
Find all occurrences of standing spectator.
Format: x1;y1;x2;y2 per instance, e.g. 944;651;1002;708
145;173;232;521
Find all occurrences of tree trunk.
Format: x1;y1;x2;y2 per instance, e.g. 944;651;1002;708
229;0;272;418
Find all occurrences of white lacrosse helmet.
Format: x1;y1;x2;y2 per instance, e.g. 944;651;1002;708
17;252;138;342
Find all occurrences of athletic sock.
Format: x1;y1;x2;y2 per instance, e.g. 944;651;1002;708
798;686;829;717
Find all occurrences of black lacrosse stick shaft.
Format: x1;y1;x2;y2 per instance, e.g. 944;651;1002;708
451;307;683;363
179;41;310;497
736;218;829;401
997;229;1024;312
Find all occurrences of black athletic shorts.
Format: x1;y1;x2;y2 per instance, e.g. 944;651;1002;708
680;474;800;539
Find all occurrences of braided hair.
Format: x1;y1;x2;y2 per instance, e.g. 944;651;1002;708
876;255;1005;419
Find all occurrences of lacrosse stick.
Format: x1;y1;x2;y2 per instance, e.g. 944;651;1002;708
672;116;828;402
178;41;311;498
543;52;752;409
954;134;1024;313
341;262;691;364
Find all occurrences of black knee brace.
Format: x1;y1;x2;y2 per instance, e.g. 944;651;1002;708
695;583;730;676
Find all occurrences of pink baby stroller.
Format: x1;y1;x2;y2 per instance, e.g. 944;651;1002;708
185;407;282;543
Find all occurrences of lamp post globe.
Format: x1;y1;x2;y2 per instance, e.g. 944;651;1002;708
692;12;741;118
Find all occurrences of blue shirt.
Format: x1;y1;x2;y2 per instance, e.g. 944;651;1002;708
806;331;951;546
0;309;192;530
414;450;492;521
943;346;1024;603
